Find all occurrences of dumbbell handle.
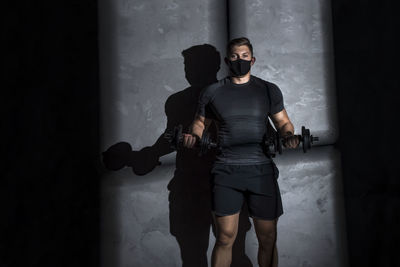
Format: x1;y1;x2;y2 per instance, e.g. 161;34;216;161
281;134;301;147
164;125;217;156
182;134;217;148
281;134;319;145
265;126;319;156
196;133;218;156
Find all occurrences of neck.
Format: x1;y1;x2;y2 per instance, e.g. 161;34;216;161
230;72;251;84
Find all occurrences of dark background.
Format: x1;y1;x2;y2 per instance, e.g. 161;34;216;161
2;1;100;267
2;1;399;266
332;1;400;266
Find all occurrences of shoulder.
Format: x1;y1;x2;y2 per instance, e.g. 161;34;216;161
252;76;282;96
200;77;229;98
251;75;280;90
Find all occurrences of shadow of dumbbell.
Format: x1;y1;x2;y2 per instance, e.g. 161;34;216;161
102;142;161;175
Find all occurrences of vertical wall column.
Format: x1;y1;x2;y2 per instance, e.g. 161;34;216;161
98;1;227;266
228;0;348;266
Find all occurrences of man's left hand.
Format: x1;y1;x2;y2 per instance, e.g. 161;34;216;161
283;133;300;148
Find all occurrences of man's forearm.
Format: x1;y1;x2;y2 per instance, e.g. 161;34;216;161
279;122;294;137
190;119;205;138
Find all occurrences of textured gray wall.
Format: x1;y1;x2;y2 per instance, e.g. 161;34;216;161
98;1;228;266
99;0;348;266
229;0;348;266
101;149;347;267
230;0;338;144
98;0;228;148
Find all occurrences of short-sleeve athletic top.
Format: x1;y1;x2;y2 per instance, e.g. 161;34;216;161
196;75;284;165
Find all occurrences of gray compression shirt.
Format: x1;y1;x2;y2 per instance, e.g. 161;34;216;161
196;75;284;165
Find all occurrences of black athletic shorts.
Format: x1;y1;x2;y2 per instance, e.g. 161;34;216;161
210;163;283;220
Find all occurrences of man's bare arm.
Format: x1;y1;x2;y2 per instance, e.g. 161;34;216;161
270;109;299;148
183;115;210;148
270;109;294;136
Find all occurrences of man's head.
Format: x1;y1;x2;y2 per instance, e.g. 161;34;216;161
225;37;256;77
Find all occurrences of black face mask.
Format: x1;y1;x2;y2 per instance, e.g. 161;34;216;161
227;58;252;77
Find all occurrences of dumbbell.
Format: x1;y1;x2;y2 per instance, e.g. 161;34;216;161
265;126;319;157
164;124;218;156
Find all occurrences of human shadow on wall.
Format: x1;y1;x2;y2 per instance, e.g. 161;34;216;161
102;44;253;267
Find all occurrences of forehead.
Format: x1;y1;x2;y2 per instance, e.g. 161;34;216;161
229;45;251;55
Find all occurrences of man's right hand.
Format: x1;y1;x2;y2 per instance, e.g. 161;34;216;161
183;134;198;148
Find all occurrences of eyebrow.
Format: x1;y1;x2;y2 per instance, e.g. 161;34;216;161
230;51;250;57
231;52;249;55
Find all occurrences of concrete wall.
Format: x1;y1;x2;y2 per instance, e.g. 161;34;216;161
99;0;348;266
98;1;228;266
229;1;348;265
229;0;338;144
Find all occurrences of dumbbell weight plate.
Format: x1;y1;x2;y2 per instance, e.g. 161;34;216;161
175;125;183;149
306;128;312;151
198;132;210;156
302;126;310;153
277;132;283;154
164;125;183;150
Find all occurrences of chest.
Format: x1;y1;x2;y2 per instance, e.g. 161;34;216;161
210;86;269;119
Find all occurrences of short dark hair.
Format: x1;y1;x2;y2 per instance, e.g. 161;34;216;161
226;37;253;57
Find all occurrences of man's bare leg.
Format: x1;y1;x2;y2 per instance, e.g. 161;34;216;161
211;211;240;267
253;217;278;267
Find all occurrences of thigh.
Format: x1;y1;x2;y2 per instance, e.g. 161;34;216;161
212;211;240;239
212;184;244;217
246;188;283;221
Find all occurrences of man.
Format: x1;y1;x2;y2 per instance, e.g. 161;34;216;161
183;37;299;267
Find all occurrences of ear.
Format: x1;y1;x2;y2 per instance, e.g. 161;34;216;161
251;57;256;66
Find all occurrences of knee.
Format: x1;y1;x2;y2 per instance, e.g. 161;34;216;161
216;229;237;248
257;229;276;248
